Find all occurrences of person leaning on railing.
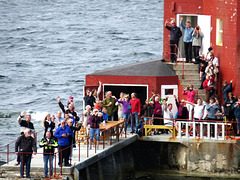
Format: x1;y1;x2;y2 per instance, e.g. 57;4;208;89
39;131;58;178
206;97;221;137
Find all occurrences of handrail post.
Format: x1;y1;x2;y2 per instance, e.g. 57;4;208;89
70;146;72;165
178;121;182;138
21;152;24;178
50;153;52;178
87;138;89;158
103;131;105;149
60;151;62;175
7;144;9;164
78;142;80;162
94;134;96;153
54;153;57;176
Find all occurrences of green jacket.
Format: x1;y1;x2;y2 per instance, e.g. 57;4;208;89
103;98;117;116
39;137;58;154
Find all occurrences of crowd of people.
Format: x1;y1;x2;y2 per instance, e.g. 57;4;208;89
13;18;240;176
15;95;81;178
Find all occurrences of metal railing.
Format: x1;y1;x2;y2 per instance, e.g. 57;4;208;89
0;118;129;178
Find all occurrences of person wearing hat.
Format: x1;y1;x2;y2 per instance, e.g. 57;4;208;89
182;85;196;120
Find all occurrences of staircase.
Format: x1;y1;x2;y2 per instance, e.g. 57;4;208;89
168;62;205;100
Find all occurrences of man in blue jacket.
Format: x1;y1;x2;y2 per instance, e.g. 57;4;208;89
180;16;194;63
54;120;73;166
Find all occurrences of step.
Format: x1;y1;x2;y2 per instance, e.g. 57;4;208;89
180;80;202;86
175;70;200;76
173;65;199;71
177;74;200;80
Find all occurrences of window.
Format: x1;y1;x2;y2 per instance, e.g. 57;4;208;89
216;19;223;46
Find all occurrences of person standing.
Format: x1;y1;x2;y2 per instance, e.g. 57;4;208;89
180;16;194;63
182;85;196;120
43;114;55;138
115;95;131;131
17;111;35;135
15;129;37;178
130;93;141;133
165;19;182;63
16;111;35;166
206;98;221;137
222;80;233;102
39;131;58;178
192;25;204;64
232;96;240;136
102;91;117;121
152;94;163;134
83;89;96;109
54;120;73;166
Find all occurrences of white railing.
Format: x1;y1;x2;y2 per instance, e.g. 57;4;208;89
177;121;231;140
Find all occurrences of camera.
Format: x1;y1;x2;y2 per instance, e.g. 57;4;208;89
196;27;199;30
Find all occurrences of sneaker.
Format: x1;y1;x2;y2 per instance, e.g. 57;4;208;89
96;147;99;150
89;146;92;150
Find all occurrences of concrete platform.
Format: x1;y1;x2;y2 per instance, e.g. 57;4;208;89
1;133;139;178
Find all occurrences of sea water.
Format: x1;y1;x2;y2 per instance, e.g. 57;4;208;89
0;0;163;159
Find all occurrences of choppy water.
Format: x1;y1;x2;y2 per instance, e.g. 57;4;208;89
0;0;163;157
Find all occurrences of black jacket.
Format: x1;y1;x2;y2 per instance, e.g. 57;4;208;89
15;135;37;153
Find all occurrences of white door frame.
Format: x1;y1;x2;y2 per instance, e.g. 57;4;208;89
161;85;178;118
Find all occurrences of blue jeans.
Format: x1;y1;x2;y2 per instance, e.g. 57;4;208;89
20;154;32;177
90;128;100;141
236;117;240;131
131;113;139;132
43;154;54;176
122;113;130;130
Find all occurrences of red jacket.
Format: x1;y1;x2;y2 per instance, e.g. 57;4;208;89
203;76;215;92
130;98;141;114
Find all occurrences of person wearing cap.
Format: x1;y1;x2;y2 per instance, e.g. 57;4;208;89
54;120;73;166
182;85;196;120
39;131;58;178
67;96;74;107
165;18;182;63
89;109;103;150
15;129;37;178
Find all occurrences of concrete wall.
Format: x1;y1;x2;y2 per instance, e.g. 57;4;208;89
74;140;240;179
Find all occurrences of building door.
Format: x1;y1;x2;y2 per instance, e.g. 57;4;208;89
176;14;211;61
161;85;178;118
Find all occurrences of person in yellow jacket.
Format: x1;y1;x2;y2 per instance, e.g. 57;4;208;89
39;131;58;178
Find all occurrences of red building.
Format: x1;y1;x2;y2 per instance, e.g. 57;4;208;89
85;60;179;114
163;0;240;99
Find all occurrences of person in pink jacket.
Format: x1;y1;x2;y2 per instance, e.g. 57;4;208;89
182;85;196;120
